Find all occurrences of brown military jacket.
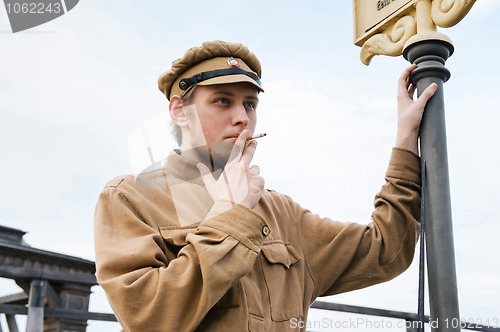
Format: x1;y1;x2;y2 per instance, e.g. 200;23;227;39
94;148;421;332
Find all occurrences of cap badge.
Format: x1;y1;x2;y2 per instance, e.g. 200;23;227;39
227;58;239;67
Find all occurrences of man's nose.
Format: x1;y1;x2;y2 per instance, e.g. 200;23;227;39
232;104;249;127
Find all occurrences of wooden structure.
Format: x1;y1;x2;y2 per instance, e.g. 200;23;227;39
0;225;116;331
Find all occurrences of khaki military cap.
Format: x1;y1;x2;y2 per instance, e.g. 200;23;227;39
158;40;263;100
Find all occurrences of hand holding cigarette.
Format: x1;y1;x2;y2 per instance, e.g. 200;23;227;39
198;129;265;209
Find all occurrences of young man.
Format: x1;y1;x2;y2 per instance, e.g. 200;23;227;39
94;40;436;332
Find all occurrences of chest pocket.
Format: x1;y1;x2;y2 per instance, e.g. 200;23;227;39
260;241;304;321
159;226;241;310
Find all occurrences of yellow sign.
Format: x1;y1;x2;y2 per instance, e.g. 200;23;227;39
353;0;476;65
353;0;417;46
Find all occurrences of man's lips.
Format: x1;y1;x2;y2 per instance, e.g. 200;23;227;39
225;133;242;140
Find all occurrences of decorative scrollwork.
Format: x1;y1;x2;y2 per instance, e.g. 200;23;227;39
431;0;476;28
360;16;417;65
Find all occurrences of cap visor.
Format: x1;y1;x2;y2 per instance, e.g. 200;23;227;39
197;74;264;92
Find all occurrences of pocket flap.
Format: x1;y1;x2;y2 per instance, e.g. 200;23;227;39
261;242;301;268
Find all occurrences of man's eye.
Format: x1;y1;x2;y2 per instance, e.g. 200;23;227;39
245;102;256;109
215;98;229;105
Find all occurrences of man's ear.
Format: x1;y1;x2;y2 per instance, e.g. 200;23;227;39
169;95;188;127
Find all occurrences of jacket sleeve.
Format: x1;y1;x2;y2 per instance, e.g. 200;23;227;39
298;148;422;298
94;188;268;332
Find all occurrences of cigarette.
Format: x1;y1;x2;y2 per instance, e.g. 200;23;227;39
246;133;267;141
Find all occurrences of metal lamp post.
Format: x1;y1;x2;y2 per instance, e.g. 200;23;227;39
353;0;476;330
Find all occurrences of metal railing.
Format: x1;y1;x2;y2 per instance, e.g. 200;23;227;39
0;301;117;331
2;296;499;331
310;301;500;332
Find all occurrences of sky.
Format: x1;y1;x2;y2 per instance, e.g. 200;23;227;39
1;1;499;331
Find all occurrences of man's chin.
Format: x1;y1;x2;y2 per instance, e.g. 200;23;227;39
209;141;237;170
189;142;236;171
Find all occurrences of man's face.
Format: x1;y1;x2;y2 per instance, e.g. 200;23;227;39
187;82;259;147
180;82;259;169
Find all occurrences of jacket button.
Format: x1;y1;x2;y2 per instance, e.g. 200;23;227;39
262;226;270;236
